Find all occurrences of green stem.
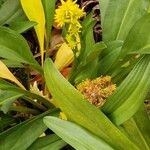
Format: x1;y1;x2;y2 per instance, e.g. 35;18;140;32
17;89;54;109
68;58;80;85
28;92;54;109
23;96;47;111
45;31;49;59
10;106;40;115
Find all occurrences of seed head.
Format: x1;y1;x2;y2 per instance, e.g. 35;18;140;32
77;76;116;107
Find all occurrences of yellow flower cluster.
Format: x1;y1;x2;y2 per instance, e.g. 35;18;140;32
55;0;85;49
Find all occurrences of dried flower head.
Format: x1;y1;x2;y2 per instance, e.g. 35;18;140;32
77;76;116;108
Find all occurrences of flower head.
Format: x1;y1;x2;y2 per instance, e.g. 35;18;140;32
77;76;116;108
55;0;85;27
54;0;85;49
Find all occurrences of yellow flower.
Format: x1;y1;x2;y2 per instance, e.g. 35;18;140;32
65;34;76;49
54;0;85;49
55;0;85;27
65;33;81;53
68;22;82;35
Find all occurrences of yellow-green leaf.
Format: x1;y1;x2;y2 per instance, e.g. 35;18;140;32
20;0;45;65
44;58;139;150
0;60;25;89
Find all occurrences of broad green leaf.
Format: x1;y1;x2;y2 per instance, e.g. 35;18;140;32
0;26;42;74
0;0;25;25
5;8;26;25
81;12;93;31
0;109;59;150
42;0;56;49
111;58;139;84
84;42;106;65
82;21;95;58
44;58;139;150
120;105;150;150
103;0;150;42
73;61;99;84
0;60;25;89
1;59;24;68
0;0;4;6
78;20;96;62
120;14;150;57
100;40;123;58
132;105;150;147
40;140;66;150
9;21;37;33
28;134;66;150
0;90;23;113
98;0;109;25
98;40;124;76
102;55;150;125
100;47;121;74
44;116;113;150
21;0;45;65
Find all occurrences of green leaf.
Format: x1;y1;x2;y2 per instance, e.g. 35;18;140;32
73;60;98;84
0;0;21;25
102;55;150;125
83;21;95;58
121;14;150;57
44;58;139;150
0;109;59;150
111;57;139;84
84;42;106;65
132;105;150;147
4;8;26;25
0;0;4;6
0;79;53;109
0;26;42;74
1;59;24;68
98;41;123;75
103;0;150;42
42;0;56;50
68;14;95;84
98;0;109;25
73;42;106;84
120;105;150;150
28;134;66;150
100;40;123;56
9;21;37;33
81;12;94;32
79;19;96;61
0;113;16;132
44;116;113;150
99;47;121;74
0;90;23;113
98;40;124;76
